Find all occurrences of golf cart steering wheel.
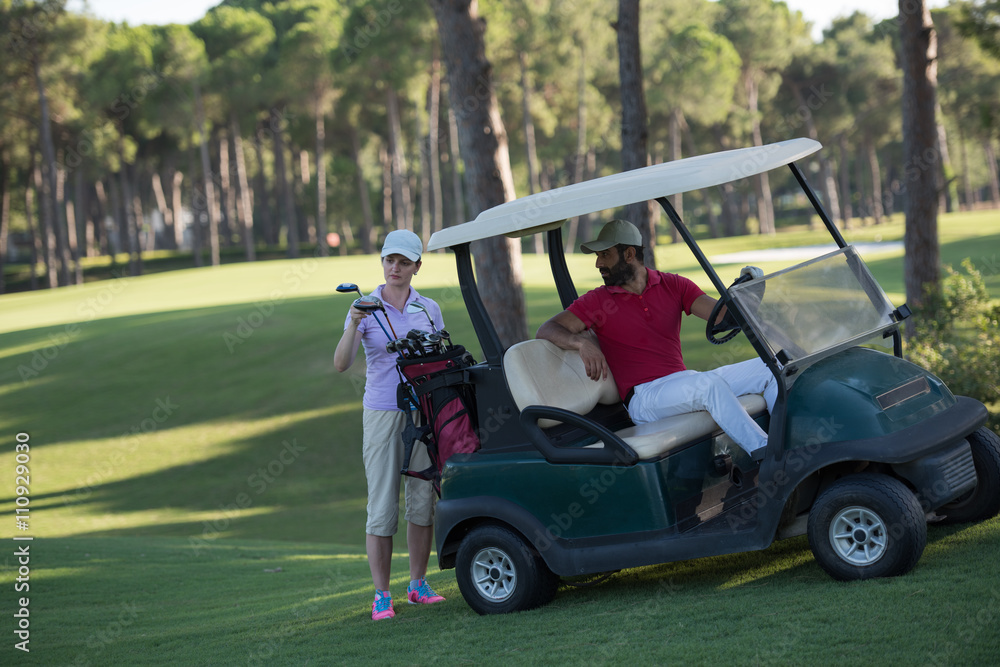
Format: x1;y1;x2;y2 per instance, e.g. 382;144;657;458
706;266;764;346
707;297;741;345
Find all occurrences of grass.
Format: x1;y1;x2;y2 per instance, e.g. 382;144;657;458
1;212;999;664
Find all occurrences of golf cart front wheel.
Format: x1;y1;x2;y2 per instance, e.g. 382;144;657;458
455;524;557;615
807;474;926;581
934;427;1000;525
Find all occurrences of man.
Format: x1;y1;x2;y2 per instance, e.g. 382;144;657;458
535;219;778;460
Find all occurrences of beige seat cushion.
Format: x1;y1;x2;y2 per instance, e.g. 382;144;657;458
504;339;767;460
504;339;620;428
586;394;766;460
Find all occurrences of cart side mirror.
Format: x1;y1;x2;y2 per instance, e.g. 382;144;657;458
892;304;912;322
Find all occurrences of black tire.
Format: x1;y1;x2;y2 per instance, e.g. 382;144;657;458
807;474;927;581
455;524;558;615
935;427;1000;525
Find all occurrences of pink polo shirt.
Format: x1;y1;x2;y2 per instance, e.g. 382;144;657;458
346;285;445;411
567;269;705;400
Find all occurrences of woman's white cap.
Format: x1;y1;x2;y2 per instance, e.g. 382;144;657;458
381;229;423;261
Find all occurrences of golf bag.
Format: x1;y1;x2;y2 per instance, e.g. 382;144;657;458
397;345;480;494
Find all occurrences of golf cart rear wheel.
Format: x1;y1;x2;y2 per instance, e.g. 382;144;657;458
934;427;1000;525
807;474;926;581
456;524;557;615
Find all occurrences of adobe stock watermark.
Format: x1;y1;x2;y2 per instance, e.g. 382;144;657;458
340;0;404;64
726;415;846;532
65;602;141;667
18;272;132;383
189;439;307;555
246;570;343;664
63;396;180;506
223;256;320;353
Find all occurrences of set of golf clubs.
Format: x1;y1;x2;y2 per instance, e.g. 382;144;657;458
337;283;452;359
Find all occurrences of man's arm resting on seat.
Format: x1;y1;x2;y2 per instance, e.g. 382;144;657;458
536;310;610;381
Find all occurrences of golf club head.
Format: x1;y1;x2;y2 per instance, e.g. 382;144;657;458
405;302;436;329
352;295;384;313
336;283;363;297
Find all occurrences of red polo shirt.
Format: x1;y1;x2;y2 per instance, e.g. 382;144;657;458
567;269;705;400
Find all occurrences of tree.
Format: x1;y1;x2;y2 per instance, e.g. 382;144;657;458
615;0;655;266
956;0;1000;59
192;5;277;262
717;0;811;234
645;14;740;231
428;0;528;347
899;0;941;315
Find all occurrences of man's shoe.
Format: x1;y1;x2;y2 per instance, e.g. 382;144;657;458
372;591;395;620
750;446;767;463
407;579;445;605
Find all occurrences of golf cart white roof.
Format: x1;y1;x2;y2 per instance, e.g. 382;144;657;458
427;138;821;251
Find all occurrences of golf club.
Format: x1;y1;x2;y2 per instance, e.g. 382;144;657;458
335;282;398;341
404;303;451;347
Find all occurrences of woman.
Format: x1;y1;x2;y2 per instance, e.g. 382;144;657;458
334;229;446;621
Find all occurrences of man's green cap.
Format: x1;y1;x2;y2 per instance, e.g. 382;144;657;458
580;219;642;254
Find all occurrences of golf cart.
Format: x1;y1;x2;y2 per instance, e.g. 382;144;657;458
418;138;1000;615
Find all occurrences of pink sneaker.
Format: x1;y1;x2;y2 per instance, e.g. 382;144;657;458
407;579;445;605
372;591;395;620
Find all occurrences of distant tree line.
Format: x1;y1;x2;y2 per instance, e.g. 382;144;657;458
1;0;998;293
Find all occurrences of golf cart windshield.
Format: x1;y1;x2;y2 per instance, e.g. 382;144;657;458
728;246;898;374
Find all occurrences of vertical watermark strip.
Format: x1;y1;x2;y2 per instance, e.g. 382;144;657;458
13;432;33;653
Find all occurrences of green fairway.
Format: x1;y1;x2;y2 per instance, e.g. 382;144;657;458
1;214;999;664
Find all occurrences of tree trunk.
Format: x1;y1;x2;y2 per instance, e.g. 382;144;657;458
866;141;884;224
349;126;375;254
957;124;972;210
117;137;141;276
271;107;299;258
386;85;413;231
668;107;682;243
253;125;275;246
380;141;392;235
230;114;256;261
616;0;656;267
187;149;203;267
296;148;312;245
746;75;774;234
25;168;39;290
791;84;841;224
32;57;62;288
899;0;941;314
194;79;221;266
315;98;329;257
55;161;72;284
518;50;543;254
565;43;590;254
218;127;235;247
935;101;955;213
838;134;853;224
169;170;184;250
417;99;431;247
133;165;152;256
447;104;466;226
94;179;108;257
428;47;445;244
854;147;866;225
984;139;1000;206
151;170;173;248
0;151;9;294
69;169;84;284
430;0;528;347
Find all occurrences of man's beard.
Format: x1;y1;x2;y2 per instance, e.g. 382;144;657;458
602;255;635;286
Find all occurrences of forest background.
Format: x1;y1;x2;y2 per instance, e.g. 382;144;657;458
2;0;999;296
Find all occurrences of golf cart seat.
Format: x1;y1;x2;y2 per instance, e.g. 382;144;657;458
504;339;766;461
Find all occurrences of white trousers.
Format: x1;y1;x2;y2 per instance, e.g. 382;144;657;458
627;358;778;454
